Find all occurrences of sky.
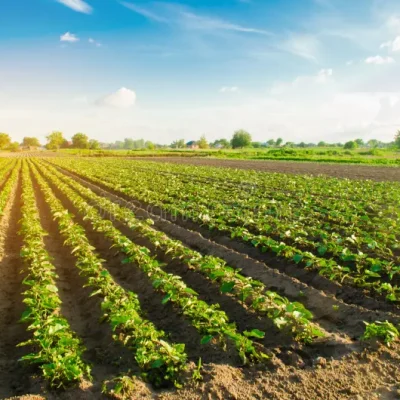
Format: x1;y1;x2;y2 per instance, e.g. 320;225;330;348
1;0;400;144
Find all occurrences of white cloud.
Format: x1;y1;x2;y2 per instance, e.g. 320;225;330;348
346;60;354;65
219;86;239;93
98;87;137;108
178;11;271;35
120;2;271;35
60;32;79;43
315;68;333;83
56;0;92;14
88;38;102;47
380;36;400;52
365;55;395;64
120;2;168;22
280;34;320;61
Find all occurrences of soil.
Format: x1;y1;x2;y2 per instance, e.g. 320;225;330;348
2;160;400;399
134;157;400;182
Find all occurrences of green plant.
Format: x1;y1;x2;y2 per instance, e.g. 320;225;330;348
361;321;399;346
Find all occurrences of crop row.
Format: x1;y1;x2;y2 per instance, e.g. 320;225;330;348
33;161;271;366
36;159;323;343
29;161;188;387
47;158;400;301
19;161;91;387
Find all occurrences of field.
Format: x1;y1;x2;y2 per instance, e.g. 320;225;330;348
58;147;400;166
0;155;400;399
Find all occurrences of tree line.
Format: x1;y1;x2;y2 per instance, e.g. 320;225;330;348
1;129;399;152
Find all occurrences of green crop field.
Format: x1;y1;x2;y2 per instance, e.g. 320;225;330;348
0;155;399;399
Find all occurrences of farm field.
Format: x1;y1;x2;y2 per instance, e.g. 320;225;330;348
0;156;400;400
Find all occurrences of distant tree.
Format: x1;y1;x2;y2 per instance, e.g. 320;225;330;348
395;130;400;149
60;139;70;149
171;139;185;149
198;135;209;149
231;130;252;149
284;142;295;148
276;138;283;147
344;140;358;150
367;139;379;148
72;133;89;149
46;131;65;150
145;141;155;150
266;139;275;147
355;138;365;147
22;137;40;147
298;142;307;148
0;133;11;149
89;139;100;150
318;141;327;147
211;138;230;148
252;142;263;148
9;142;20;152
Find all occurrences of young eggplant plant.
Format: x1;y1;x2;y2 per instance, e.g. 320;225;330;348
18;162;91;388
29;161;188;388
34;161;270;365
37;159;324;344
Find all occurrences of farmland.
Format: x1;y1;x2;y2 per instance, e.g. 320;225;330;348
0;156;400;399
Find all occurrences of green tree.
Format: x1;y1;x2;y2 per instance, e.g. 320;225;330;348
211;138;230;148
395;130;400;149
171;139;185;149
367;139;379;148
276;138;283;147
355;138;364;147
72;133;89;149
0;133;11;149
344;140;358;150
22;137;40;147
89;139;100;149
198;135;209;149
46;131;65;150
318;141;326;147
266;139;275;147
145;141;155;150
231;130;252;149
9;142;20;152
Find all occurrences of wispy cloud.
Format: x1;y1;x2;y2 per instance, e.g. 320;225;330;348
120;2;168;22
120;2;271;35
60;32;79;42
88;38;102;47
178;11;271;35
365;55;395;65
55;0;92;14
380;36;400;52
219;86;239;93
279;34;320;61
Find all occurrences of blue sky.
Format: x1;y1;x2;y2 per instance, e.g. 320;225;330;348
1;0;400;144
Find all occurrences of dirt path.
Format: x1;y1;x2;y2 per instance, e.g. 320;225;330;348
134;157;400;182
0;175;35;398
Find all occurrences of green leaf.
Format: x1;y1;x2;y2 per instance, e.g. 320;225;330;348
244;329;265;339
200;335;214;345
151;359;164;368
293;254;303;264
161;293;172;304
220;281;235;293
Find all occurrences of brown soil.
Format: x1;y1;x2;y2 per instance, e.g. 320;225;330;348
134;157;400;182
3;161;400;399
0;174;37;398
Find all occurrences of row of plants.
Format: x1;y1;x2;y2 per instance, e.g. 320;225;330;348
47;158;399;255
34;161;270;365
19;161;91;387
47;158;400;302
29;162;188;388
37;160;324;343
